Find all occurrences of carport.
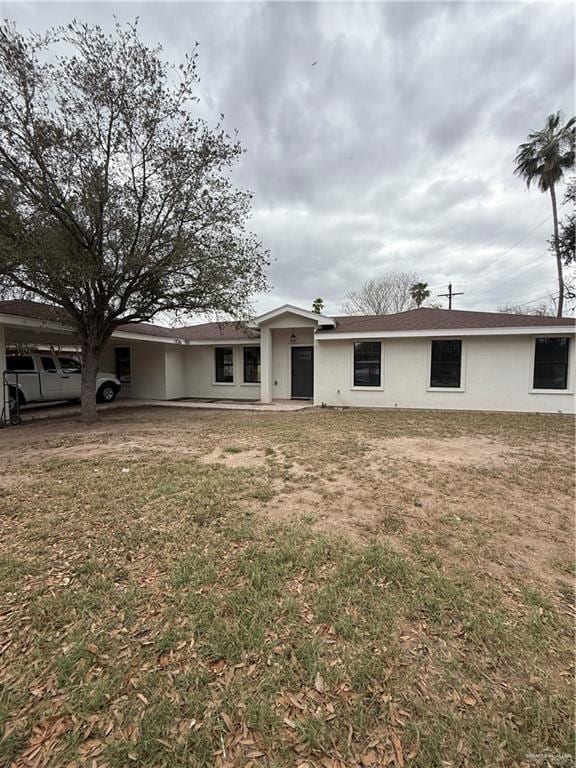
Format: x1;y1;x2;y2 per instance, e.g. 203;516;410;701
0;300;190;423
0;305;81;424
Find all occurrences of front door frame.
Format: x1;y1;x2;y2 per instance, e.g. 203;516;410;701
290;344;314;399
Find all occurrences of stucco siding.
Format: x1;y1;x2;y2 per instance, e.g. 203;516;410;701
262;312;319;330
271;328;314;399
101;340;167;399
315;334;576;414
164;346;187;400
184;345;261;400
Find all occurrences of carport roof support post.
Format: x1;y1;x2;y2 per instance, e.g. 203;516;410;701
0;324;7;424
260;326;273;403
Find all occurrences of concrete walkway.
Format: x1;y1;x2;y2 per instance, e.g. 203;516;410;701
19;398;312;422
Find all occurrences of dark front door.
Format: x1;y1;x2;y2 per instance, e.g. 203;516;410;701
291;346;314;399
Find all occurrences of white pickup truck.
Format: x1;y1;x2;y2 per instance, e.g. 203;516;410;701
6;353;121;411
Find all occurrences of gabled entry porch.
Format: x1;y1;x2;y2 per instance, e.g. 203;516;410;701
251;305;335;404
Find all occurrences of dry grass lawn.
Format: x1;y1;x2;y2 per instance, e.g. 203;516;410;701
0;406;574;768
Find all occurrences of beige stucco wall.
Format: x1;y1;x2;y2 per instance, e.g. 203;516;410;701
97;310;321;403
184;344;261;400
315;334;576;414
98;327;575;414
164;345;187;400
257;311;318;401
101;340;167;399
182;323;313;401
271;327;314;399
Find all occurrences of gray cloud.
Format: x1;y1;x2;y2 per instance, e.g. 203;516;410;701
2;0;574;315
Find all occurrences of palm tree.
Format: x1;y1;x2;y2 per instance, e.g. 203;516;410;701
410;282;431;308
515;112;575;317
312;297;325;314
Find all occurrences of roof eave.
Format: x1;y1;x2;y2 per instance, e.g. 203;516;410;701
251;303;336;327
316;326;576;340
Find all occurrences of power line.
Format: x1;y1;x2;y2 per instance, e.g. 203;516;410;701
427;241;554;304
429;202;570;292
460;214;553;282
515;291;559;308
453;255;553;289
495;255;554;283
468;291;559;310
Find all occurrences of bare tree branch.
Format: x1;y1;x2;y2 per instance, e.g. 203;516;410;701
340;272;422;315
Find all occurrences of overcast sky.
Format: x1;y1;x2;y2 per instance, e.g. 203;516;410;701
2;0;575;315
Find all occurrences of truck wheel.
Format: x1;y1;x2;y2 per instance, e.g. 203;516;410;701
96;383;118;403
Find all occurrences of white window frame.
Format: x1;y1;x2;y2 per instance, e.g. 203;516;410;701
426;338;466;393
528;335;573;395
350;340;384;391
241;345;261;387
213;345;235;386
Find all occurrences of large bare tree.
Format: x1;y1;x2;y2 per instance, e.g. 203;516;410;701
0;21;268;420
340;272;422;315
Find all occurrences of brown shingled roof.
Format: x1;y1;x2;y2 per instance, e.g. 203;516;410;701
114;321;183;338
0;299;68;324
174;322;258;341
318;307;576;333
1;300;574;341
0;299;258;341
116;320;257;341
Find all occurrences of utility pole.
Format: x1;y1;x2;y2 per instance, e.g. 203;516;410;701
438;283;464;310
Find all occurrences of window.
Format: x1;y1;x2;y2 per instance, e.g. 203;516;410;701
6;355;35;372
533;337;570;390
243;346;261;383
353;342;381;387
215;347;234;383
115;347;132;384
58;357;81;373
430;340;462;388
41;356;57;372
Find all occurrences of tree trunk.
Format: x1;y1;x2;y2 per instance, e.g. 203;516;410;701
550;184;564;317
80;336;101;423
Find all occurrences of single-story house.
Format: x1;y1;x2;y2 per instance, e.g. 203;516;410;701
0;299;575;415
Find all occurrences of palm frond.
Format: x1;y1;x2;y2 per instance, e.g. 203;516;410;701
514;111;575;192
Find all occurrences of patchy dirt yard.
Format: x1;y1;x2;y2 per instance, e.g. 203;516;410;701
0;406;574;767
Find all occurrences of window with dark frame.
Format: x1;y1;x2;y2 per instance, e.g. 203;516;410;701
533;337;570;390
353;341;381;387
115;347;132;384
430;339;462;388
243;346;261;383
215;347;234;383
